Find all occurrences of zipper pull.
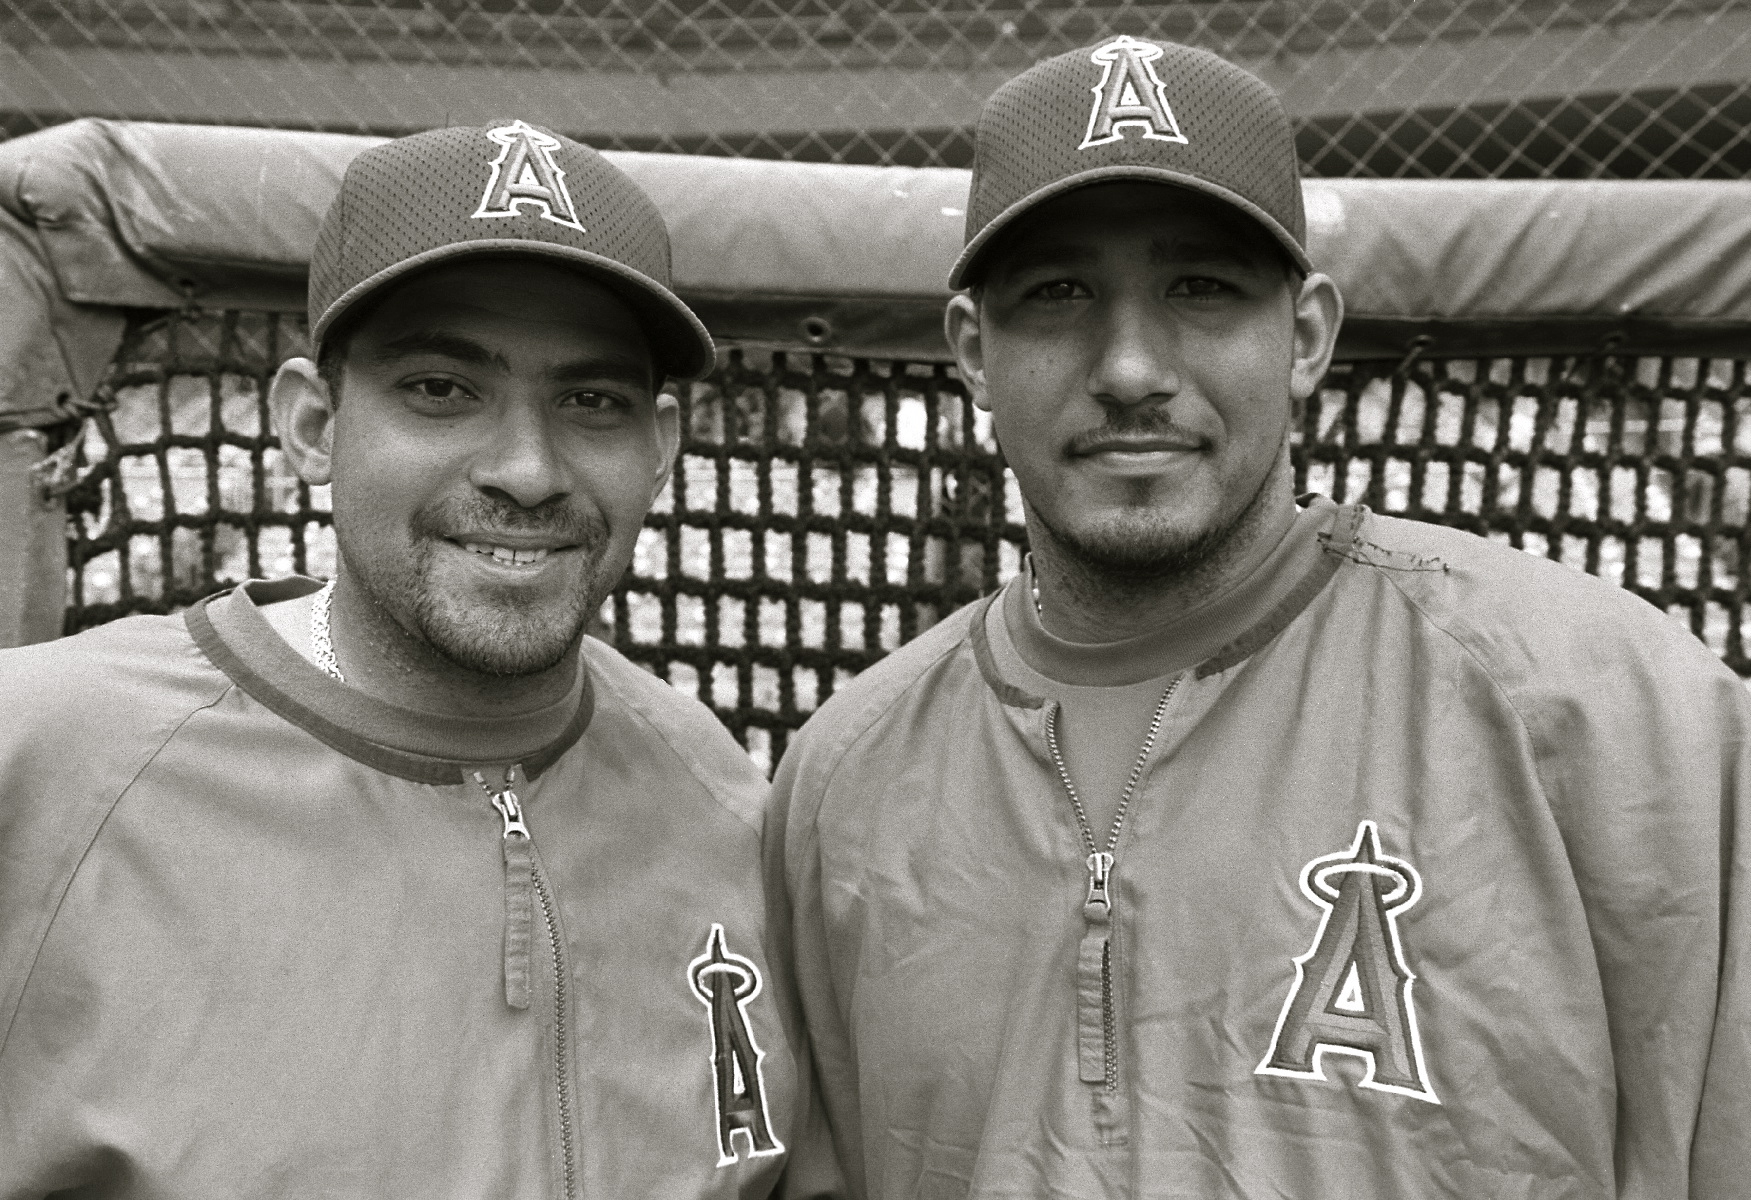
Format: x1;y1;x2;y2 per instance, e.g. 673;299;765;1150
475;769;534;1011
1085;851;1114;917
1077;850;1115;1084
489;784;531;839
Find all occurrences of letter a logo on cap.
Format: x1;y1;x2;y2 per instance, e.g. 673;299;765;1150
472;119;585;232
1079;35;1189;151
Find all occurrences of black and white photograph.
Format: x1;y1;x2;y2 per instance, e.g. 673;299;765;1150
0;2;1745;1196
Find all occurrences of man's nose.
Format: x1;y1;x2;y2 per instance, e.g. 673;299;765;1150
1086;297;1181;410
469;400;570;509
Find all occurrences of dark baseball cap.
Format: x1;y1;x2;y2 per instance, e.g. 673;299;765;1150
950;36;1310;289
309;120;714;381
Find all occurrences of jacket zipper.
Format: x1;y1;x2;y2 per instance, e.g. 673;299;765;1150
1045;679;1181;1108
477;769;578;1199
530;858;577;1199
1100;908;1116;1091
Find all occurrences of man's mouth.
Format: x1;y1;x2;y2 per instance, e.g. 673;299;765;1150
449;537;576;567
1071;435;1206;457
463;542;549;565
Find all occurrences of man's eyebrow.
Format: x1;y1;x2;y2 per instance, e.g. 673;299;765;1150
375;330;510;370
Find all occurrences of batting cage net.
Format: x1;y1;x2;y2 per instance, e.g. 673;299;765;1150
60;306;1751;768
5;1;1748;181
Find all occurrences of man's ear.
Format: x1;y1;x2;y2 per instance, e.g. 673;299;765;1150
270;357;337;487
1289;273;1344;404
944;293;992;413
650;390;682;504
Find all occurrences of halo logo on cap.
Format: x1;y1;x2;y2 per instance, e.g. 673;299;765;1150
1079;35;1188;151
471;119;585;233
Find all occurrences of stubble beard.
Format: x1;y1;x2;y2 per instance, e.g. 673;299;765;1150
347;496;615;679
1031;437;1291;600
1036;501;1235;585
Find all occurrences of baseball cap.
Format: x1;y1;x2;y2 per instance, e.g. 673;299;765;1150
950;36;1310;289
309;120;714;381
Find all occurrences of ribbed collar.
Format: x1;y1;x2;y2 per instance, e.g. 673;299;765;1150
186;577;593;784
993;496;1349;690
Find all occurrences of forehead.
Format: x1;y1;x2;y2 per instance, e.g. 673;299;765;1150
350;257;652;369
986;182;1284;278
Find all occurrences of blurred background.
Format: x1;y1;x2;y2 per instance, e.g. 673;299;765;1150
4;0;1747;180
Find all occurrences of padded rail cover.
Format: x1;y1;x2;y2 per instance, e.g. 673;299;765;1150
3;118;1749;425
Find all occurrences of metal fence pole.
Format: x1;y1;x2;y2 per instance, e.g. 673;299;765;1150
0;428;67;647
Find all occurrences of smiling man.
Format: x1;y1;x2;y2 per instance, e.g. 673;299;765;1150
768;39;1748;1199
0;124;822;1197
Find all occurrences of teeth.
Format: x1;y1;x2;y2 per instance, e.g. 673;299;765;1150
462;542;550;566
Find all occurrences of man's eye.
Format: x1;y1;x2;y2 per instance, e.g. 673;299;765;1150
1171;277;1229;297
560;391;629;412
1027;280;1089;302
412;378;468;400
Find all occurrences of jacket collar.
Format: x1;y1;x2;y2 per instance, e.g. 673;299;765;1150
187;578;593;784
970;500;1361;707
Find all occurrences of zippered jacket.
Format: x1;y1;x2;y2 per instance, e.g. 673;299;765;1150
768;503;1751;1199
0;578;822;1199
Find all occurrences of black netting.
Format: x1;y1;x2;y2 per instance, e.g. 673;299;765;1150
61;307;1751;769
4;1;1747;181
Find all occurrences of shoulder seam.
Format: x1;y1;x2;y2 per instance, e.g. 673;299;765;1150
0;680;238;1063
791;615;976;833
591;665;765;840
1319;506;1448;573
1367;562;1559;812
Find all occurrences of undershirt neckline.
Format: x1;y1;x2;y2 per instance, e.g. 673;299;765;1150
186;577;592;783
997;495;1342;691
982;497;1344;833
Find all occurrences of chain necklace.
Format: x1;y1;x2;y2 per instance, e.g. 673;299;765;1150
311;579;345;682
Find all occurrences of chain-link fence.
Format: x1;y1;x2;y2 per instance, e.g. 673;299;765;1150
4;1;1748;179
62;306;1751;768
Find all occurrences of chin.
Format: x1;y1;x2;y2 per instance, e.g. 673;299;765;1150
1051;507;1233;580
410;552;609;678
430;624;580;677
416;596;589;677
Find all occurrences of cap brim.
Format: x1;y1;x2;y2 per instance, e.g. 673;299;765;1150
948;165;1313;290
312;239;716;382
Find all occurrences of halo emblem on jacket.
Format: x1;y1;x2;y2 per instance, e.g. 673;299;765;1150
471;119;585;232
688;923;786;1166
1079;35;1189;150
1256;820;1440;1104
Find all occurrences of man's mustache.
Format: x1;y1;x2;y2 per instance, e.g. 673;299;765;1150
1066;409;1211;456
413;496;608;548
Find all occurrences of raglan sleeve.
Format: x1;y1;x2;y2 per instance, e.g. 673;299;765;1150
0;678;64;1200
1520;624;1751;1198
765;732;858;1200
0;644;141;1199
1686;669;1751;1197
0;623;229;1198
